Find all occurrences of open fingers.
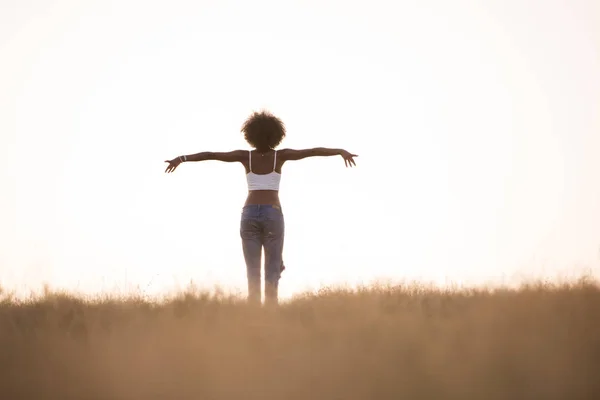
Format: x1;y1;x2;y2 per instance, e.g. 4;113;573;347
345;156;357;167
165;163;176;173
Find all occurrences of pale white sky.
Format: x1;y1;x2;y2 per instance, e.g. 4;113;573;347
1;0;599;299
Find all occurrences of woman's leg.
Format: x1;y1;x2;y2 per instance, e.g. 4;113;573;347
240;207;263;305
263;207;285;306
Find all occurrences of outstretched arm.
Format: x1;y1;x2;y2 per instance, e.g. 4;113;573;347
280;148;358;167
164;150;246;173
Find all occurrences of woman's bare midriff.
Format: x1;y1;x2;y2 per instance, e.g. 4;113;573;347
244;190;281;207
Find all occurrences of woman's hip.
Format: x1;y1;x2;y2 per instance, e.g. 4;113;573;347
241;204;284;219
240;204;285;236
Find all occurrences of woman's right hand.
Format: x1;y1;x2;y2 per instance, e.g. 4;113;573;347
340;150;358;167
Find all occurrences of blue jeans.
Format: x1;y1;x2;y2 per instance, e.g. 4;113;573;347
240;204;285;305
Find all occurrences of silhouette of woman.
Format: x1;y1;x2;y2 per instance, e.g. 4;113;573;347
164;111;357;305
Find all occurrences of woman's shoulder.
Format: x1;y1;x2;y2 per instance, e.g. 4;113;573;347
276;148;294;157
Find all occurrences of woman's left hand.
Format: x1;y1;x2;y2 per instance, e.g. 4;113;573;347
164;157;182;173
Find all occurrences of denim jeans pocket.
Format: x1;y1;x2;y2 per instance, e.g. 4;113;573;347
265;208;284;222
240;218;261;240
271;205;284;217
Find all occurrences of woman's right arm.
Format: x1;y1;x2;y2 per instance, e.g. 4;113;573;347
280;148;358;167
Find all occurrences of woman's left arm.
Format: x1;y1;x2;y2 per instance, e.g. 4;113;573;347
164;150;246;173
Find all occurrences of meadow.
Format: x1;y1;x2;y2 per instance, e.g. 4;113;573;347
1;278;599;399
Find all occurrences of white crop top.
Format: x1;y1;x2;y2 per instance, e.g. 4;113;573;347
246;150;281;191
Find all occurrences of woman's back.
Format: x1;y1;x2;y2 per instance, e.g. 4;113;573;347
245;149;282;206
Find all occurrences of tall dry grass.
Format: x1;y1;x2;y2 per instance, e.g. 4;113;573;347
1;278;599;399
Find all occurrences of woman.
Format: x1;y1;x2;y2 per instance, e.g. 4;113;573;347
164;110;357;305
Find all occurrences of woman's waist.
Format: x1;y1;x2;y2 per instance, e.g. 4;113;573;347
244;190;281;207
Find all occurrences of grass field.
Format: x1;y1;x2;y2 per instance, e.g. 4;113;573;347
1;278;599;399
